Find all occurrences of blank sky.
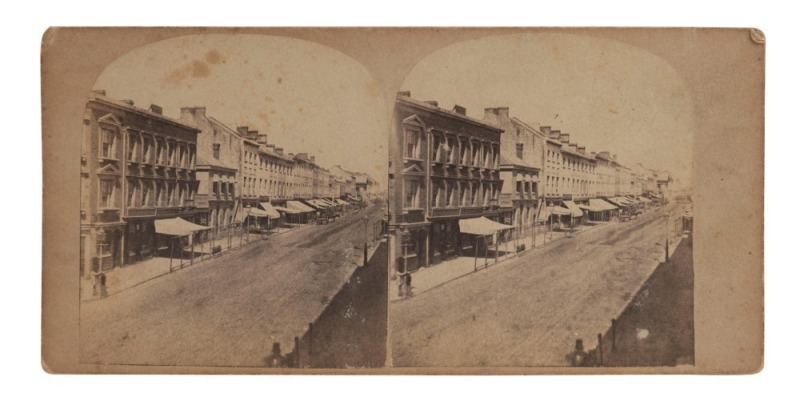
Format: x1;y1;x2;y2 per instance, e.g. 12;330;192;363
400;32;695;186
93;34;388;187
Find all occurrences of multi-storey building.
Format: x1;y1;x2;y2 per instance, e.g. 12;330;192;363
483;107;544;239
180;107;240;236
81;91;199;280
390;93;503;272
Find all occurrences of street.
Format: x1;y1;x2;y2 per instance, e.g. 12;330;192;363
390;201;689;367
80;203;385;367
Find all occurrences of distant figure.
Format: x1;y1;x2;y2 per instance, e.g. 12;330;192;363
568;339;588;367
264;342;287;368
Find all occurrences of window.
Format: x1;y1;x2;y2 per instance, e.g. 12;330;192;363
128;132;138;162
405;128;420;159
167;183;174;205
127;179;138;207
229;183;235;198
168;142;176;166
144;182;153;207
213;181;220;196
99;179;115;209
448;136;458;164
100;128;116;159
517;181;524;199
144;136;153;164
404;179;419;209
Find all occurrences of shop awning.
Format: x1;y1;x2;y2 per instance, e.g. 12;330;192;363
562;201;584;217
315;199;335;207
154;217;210;236
640;197;652;203
458;217;514;236
258;202;281;219
274;205;300;214
589;198;618;212
347;195;360;203
244;207;269;217
540;206;573;220
301;200;324;210
287;200;315;213
334;199;349;206
604;198;626;207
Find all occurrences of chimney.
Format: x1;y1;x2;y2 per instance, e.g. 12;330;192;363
540;126;551;136
180;106;206;121
452;105;466;115
237;126;249;136
424;101;439;107
612;153;618;161
148;104;163;115
275;147;283;155
569;143;578;152
289;152;295;158
121;99;135;106
397;91;411;97
591;151;597;158
257;134;267;145
91;89;106;97
558;131;570;143
310;156;316;163
515;143;524;159
577;145;586;154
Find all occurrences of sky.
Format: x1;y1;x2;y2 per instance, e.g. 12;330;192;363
93;34;388;187
400;32;695;188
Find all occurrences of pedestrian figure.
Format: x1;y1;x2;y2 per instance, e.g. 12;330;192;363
264;342;288;368
93;273;108;298
567;339;588;367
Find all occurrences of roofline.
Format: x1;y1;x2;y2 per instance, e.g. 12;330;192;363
89;95;201;133
396;96;504;134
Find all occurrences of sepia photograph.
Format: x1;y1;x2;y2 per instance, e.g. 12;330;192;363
41;27;763;374
387;33;694;367
76;34;388;368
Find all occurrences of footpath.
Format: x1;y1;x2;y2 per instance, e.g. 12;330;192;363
80;222;318;302
390;206;677;302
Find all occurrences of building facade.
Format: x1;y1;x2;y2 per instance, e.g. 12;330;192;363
483;107;544;240
390;93;503;273
81;91;200;280
180;107;240;236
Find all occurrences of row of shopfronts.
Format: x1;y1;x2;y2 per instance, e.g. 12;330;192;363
396;192;666;273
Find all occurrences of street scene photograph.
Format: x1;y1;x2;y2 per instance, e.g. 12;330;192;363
78;34;388;368
387;32;695;367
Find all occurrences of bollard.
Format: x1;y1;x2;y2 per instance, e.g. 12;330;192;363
597;333;603;366
308;322;313;364
294;336;301;368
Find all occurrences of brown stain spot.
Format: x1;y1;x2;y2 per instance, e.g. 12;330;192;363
277;77;283;84
191;60;210;78
298;107;303;113
365;82;379;97
608;107;619;115
204;49;224;65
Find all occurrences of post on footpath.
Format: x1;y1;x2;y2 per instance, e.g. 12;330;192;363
294;336;301;368
597;333;604;366
308;322;314;363
473;236;478;272
363;216;369;267
190;232;194;266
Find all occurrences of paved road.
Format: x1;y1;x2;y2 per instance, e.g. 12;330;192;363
390;202;688;367
80;204;385;367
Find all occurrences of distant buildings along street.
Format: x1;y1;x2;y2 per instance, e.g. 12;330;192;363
80;91;379;283
388;92;674;275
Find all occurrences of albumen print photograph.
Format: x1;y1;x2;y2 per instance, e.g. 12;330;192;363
388;33;694;368
78;34;388;368
42;28;763;374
